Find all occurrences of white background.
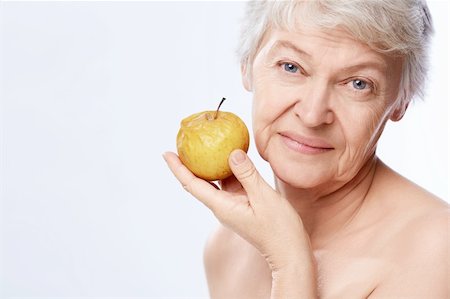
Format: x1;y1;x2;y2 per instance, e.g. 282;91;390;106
0;1;448;298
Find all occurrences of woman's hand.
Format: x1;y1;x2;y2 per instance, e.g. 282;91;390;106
163;149;312;273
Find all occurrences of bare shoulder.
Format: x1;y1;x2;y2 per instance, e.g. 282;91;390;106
203;224;244;292
371;208;449;298
203;224;273;299
374;160;448;217
370;161;449;298
203;224;238;270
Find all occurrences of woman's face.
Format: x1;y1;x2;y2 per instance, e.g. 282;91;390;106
244;27;403;190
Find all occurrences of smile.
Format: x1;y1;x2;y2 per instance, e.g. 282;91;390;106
279;132;334;154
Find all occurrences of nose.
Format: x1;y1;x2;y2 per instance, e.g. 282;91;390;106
294;78;334;127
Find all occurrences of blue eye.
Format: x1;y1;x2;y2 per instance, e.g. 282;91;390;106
283;63;299;73
352;79;367;90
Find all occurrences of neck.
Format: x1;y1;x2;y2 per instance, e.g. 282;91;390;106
275;156;379;249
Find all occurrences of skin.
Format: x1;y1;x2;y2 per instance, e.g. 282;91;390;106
164;26;449;299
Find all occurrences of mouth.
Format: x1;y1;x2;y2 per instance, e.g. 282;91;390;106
279;132;334;154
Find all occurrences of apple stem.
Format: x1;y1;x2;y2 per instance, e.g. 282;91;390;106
214;97;226;120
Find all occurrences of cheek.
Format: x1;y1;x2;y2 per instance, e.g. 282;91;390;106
251;69;295;159
337;102;391;174
251;93;274;161
356;103;390;147
251;68;302;128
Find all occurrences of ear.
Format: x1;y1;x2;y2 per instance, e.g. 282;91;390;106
241;62;252;92
390;100;409;122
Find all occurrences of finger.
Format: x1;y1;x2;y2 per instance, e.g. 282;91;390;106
163;151;222;211
219;175;243;193
228;149;270;197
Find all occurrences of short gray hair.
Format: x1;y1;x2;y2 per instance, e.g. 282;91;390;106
237;0;433;106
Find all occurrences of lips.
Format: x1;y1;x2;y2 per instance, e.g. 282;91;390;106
279;131;334;154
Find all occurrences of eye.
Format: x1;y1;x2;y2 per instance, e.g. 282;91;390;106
344;78;376;97
352;79;369;90
283;63;299;73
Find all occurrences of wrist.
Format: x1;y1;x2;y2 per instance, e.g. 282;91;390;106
266;235;315;273
271;256;316;281
269;246;318;299
270;261;318;299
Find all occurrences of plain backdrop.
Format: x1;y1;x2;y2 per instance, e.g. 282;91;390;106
0;1;448;298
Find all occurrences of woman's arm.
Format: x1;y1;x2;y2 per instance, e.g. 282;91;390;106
164;149;318;298
271;253;318;298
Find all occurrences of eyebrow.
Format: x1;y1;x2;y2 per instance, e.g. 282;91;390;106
340;61;387;76
268;40;311;58
269;40;387;75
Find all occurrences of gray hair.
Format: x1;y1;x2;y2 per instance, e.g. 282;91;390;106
237;0;433;106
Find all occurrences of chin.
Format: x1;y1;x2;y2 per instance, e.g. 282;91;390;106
269;155;330;189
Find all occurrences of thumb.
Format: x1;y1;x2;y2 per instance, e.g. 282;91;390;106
228;149;268;196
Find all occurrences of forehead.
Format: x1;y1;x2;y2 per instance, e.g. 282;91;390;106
263;27;388;62
255;27;402;78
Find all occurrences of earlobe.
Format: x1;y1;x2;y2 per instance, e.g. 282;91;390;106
241;63;252;92
390;101;409;122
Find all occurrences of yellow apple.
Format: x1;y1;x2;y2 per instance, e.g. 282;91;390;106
177;98;249;181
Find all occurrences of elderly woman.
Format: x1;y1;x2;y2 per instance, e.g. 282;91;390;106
164;0;448;298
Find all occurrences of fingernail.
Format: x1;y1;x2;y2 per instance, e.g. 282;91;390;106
231;150;246;165
162;152;168;162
